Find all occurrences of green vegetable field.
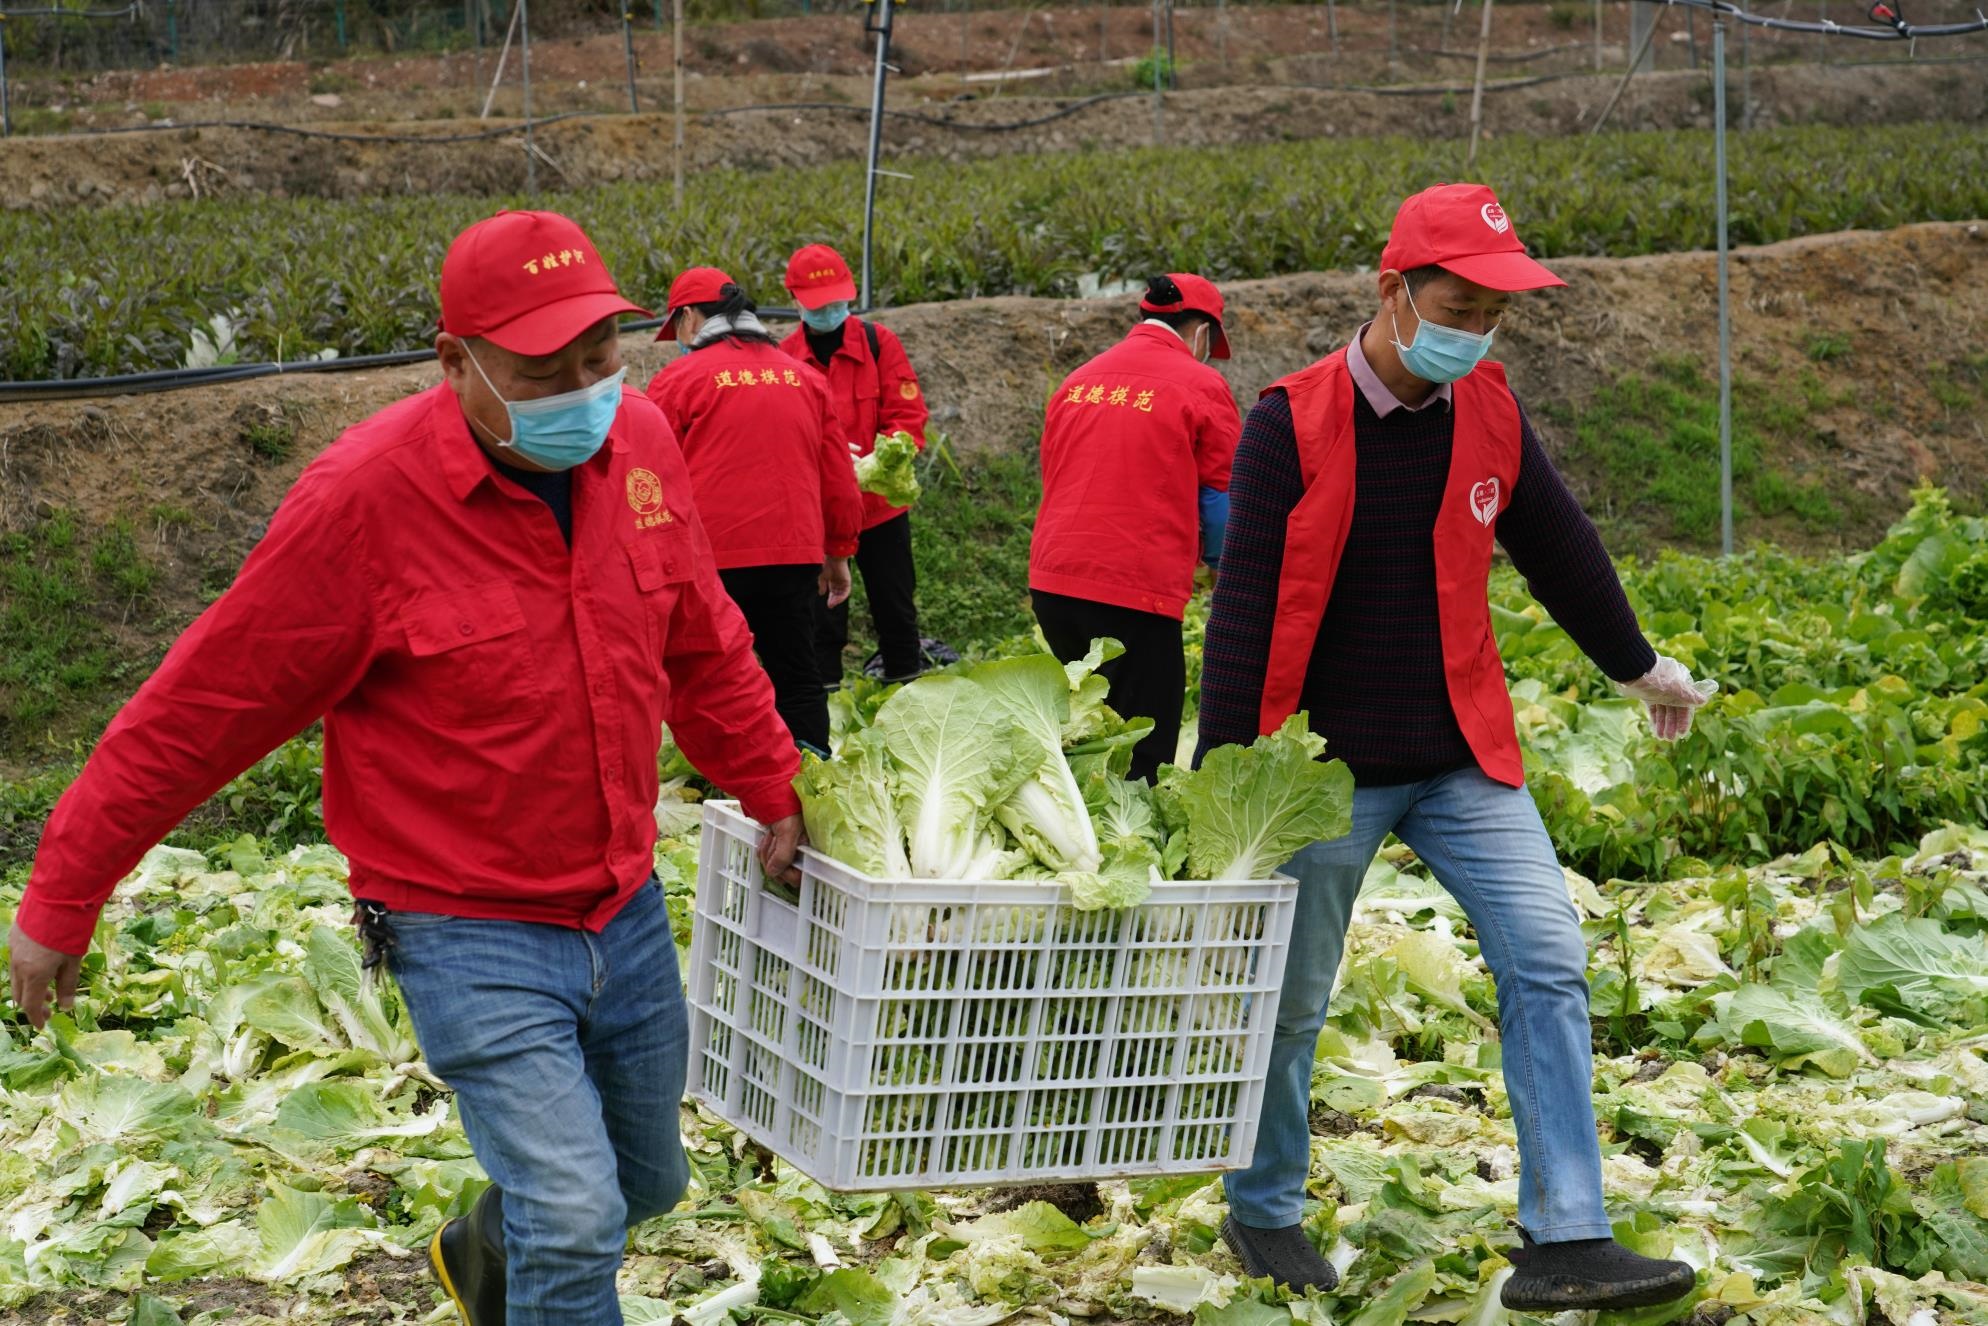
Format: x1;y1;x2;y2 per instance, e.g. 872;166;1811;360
6;485;1988;1323
4;8;1988;1318
4;122;1987;380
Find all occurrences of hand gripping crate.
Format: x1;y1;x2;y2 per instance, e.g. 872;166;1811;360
685;801;1300;1191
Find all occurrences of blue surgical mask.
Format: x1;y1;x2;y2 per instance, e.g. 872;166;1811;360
1390;284;1495;384
799;302;851;334
466;346;624;471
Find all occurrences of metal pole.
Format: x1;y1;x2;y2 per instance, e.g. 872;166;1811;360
1466;0;1495;169
1593;0;1603;69
521;0;536;195
673;0;684;209
1629;0;1657;71
623;8;640;112
1590;7;1665;135
1739;0;1752;129
1326;0;1339;59
0;21;10;140
480;0;521;119
1218;0;1229;70
657;0;665;34
337;0;348;51
1164;0;1176;88
1687;7;1700;69
1714;17;1733;557
860;0;896;308
1388;0;1399;74
1150;0;1165;142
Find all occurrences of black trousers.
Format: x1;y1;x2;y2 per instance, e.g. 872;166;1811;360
815;513;922;684
1031;589;1184;784
719;564;829;753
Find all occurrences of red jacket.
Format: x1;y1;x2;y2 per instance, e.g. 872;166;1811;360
779;316;930;531
1260;350;1526;785
18;384;802;956
1029;324;1241;620
645;340;863;569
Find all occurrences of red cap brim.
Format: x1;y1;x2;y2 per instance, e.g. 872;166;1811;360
1437;250;1567;293
1209;323;1232;361
790;277;858;310
480;290;651;357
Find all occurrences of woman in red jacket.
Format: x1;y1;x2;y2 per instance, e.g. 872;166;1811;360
780;244;932;686
646;268;863;752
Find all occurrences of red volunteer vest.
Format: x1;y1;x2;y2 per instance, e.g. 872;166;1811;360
1260;349;1526;786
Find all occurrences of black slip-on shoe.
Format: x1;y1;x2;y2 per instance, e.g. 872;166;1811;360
1222;1215;1340;1293
1500;1231;1696;1311
430;1184;507;1325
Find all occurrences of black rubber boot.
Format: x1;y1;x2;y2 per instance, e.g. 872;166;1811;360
1501;1230;1696;1311
1222;1216;1340;1292
430;1184;507;1325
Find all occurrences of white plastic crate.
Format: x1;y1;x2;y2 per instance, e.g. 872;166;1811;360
685;800;1299;1191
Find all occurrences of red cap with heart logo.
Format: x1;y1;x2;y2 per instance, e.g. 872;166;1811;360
785;244;859;310
1378;184;1565;292
439;210;649;357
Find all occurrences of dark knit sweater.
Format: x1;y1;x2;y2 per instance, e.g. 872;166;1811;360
1197;387;1655;785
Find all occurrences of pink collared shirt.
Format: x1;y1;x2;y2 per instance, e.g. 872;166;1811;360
1346;321;1453;417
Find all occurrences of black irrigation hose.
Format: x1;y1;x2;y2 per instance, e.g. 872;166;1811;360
1405;41;1595;63
32;110;604;145
0;312;867;402
0;3;140;16
702;91;1151;133
1643;0;1988;37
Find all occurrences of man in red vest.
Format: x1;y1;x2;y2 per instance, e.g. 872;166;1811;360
780;243;933;685
1198;185;1715;1310
1031;273;1241;781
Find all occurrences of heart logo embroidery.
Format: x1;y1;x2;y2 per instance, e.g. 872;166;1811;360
1471;478;1500;526
1480;202;1511;235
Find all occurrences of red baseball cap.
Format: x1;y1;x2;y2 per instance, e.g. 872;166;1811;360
1379;184;1564;292
785;244;858;310
1140;272;1231;360
439;210;648;357
656;267;738;342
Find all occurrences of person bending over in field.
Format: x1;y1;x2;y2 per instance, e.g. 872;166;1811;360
10;209;807;1326
1197;184;1717;1312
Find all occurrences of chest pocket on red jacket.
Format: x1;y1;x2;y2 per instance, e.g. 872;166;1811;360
626;529;696;662
399;583;547;728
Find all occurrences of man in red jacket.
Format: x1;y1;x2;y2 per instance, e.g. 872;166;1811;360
1198;185;1715;1310
647;266;864;753
1030;273;1241;781
780;243;932;685
8;211;805;1326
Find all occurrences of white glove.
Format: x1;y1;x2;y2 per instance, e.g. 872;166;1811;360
1617;655;1719;742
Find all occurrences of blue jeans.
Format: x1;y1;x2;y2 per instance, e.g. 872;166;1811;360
1225;767;1612;1242
387;880;690;1325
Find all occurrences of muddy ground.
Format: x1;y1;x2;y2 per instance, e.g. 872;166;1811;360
13;0;1930;126
5;59;1985;209
3;221;1984;769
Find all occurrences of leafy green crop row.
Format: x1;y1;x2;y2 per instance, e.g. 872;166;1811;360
4;120;1986;379
1499;488;1988;881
